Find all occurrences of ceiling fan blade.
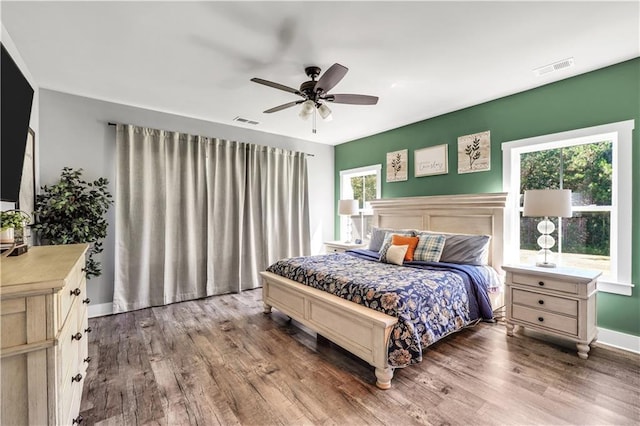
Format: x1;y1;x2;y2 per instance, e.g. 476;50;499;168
264;100;303;113
324;94;379;105
314;63;348;94
251;78;303;96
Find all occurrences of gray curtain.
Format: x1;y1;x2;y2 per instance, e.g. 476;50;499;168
113;125;309;313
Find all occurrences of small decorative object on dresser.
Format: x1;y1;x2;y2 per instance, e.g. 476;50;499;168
324;240;367;254
503;264;601;359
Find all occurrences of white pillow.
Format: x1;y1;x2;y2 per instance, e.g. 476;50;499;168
385;244;409;265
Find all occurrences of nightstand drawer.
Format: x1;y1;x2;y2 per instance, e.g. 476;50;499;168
511;273;578;294
512;289;578;316
512;305;577;335
326;246;344;254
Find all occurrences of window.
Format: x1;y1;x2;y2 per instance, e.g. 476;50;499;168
503;120;634;296
339;164;381;242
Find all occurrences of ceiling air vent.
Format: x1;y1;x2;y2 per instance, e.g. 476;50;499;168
233;116;260;125
533;57;574;77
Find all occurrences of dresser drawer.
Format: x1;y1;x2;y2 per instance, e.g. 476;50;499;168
512;305;577;335
59;362;84;426
512;289;578;316
58;258;86;331
58;303;80;391
511;273;578;294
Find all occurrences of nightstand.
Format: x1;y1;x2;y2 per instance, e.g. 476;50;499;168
503;265;600;359
324;240;367;254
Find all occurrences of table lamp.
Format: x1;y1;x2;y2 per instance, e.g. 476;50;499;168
338;199;359;243
523;189;572;268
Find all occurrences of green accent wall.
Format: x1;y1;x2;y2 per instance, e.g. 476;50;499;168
335;58;640;337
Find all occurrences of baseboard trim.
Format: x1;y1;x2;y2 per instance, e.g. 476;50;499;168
88;302;113;318
597;327;640;354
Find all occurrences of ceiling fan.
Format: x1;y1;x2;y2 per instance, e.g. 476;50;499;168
251;63;378;133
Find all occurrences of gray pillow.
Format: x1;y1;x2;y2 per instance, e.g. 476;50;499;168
417;231;491;265
368;227;415;252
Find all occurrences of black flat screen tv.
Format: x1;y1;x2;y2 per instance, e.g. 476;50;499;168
1;43;34;202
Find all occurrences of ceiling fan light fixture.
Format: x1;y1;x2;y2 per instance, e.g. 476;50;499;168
299;100;315;120
318;103;332;121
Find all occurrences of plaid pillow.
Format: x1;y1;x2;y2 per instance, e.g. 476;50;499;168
414;233;446;262
378;231;413;262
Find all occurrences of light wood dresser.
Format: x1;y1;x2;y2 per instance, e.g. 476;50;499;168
1;244;90;425
503;264;600;359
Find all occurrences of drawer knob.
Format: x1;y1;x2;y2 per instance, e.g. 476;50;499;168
70;288;81;296
82;298;91;304
71;373;83;383
85;326;93;333
72;332;83;341
73;415;84;424
538;317;544;322
84;356;92;364
538;300;545;305
538;281;545;286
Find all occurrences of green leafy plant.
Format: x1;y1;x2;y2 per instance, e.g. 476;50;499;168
0;210;29;231
34;167;113;279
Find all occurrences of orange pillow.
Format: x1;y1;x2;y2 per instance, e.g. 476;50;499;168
391;234;420;261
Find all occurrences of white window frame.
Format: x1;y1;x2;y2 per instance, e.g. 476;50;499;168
339;164;382;240
502;120;635;296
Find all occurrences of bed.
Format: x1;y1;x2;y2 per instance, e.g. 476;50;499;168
260;193;507;389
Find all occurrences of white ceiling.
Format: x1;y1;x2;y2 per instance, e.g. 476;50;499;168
2;1;638;145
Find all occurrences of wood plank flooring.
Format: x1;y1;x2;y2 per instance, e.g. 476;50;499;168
80;289;640;425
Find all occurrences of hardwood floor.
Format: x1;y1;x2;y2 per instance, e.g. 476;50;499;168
80;289;640;425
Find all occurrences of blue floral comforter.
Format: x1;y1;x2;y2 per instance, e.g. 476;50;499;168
266;249;494;368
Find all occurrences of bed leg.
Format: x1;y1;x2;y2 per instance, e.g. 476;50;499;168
375;367;394;390
263;303;272;314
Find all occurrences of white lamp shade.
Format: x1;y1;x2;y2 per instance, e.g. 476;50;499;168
523;189;572;218
318;103;332;121
338;199;359;216
299;100;315;120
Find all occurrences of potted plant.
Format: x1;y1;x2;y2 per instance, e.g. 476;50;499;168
33;167;113;279
0;210;30;244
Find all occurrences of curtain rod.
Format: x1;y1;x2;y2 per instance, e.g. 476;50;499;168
108;122;315;157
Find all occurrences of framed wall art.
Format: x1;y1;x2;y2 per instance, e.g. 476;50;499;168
415;144;448;177
458;130;490;174
386;149;408;182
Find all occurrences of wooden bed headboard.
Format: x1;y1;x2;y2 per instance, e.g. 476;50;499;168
369;193;508;274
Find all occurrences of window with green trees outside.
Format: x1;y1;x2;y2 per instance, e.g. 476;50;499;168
339;165;381;242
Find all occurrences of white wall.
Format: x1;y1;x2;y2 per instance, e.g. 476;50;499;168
1;23;39;211
39;89;334;311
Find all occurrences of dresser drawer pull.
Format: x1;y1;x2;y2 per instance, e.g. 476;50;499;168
73;415;84;424
82;298;91;304
538;317;544;322
71;373;83;383
72;332;83;341
84;356;92;364
538;281;545;287
85;326;93;333
538;300;545;305
70;288;81;296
